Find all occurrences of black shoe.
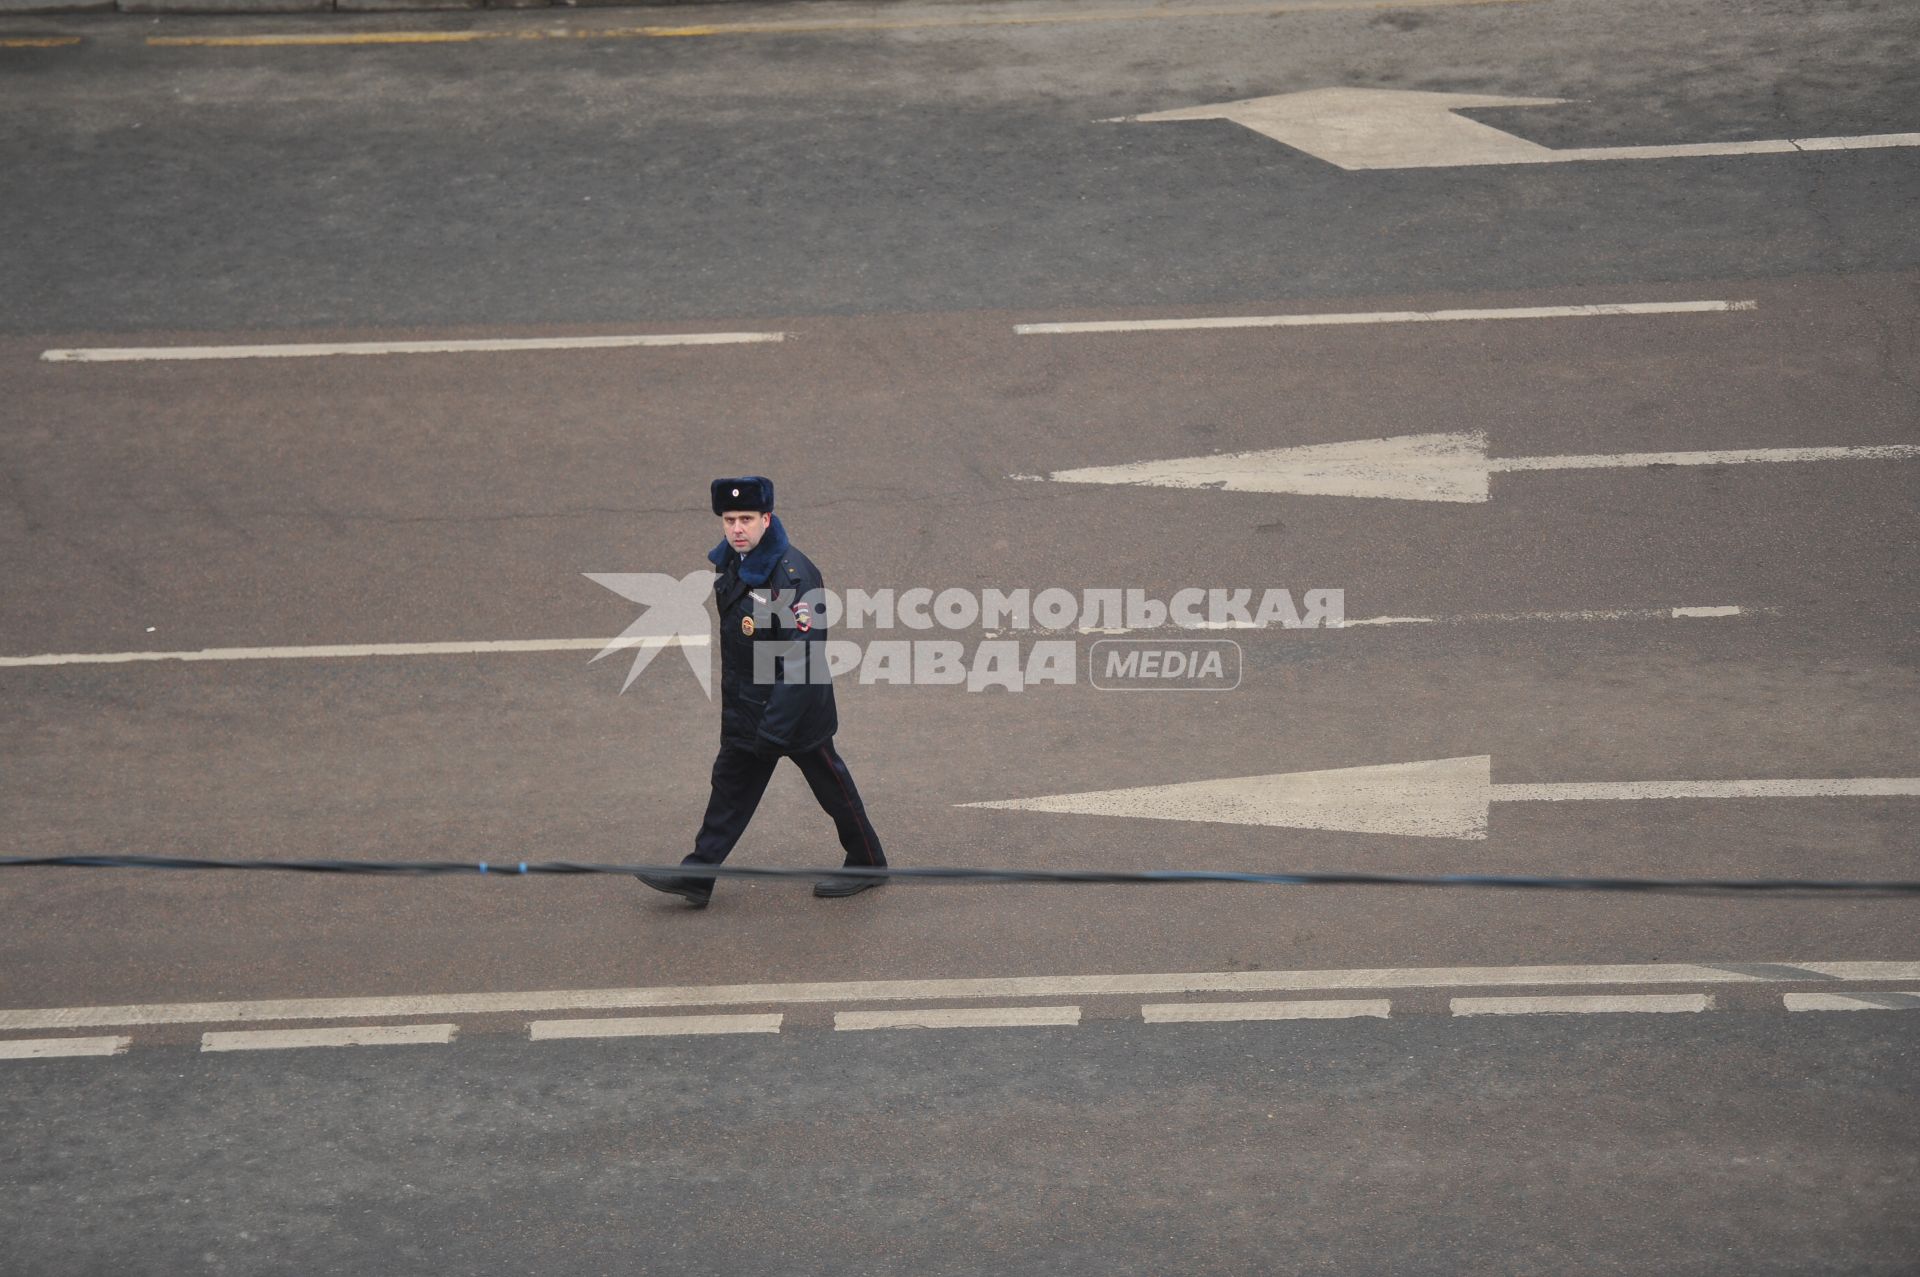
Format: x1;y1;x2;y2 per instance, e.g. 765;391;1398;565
635;871;712;908
813;871;886;899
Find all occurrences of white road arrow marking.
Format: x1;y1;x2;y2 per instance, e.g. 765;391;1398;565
961;756;1920;841
1113;87;1920;169
1033;431;1920;503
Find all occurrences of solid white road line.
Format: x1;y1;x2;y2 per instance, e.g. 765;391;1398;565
0;635;704;669
1546;136;1920;163
8;962;1914;1032
1490;778;1920;802
529;1013;783;1040
1451;994;1713;1016
834;1006;1082;1031
40;332;785;363
0;1036;130;1059
199;1024;457;1052
1097;603;1754;633
1783;992;1920;1013
1016;299;1755;335
6;603;1751;670
1488;444;1920;473
1142;999;1390;1023
1347;609;1694;627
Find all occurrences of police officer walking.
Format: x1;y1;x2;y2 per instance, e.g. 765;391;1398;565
637;476;889;908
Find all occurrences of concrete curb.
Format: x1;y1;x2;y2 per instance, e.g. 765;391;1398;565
1;0;115;13
3;0;736;15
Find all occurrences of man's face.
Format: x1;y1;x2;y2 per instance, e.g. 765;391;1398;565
722;510;771;554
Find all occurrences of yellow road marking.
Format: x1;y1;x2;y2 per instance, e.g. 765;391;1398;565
147;0;1536;48
151;30;512;45
1;36;82;47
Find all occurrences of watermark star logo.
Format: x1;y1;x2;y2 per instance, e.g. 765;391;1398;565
584;571;717;695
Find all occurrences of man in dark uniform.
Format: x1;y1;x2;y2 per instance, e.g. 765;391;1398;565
637;476;888;909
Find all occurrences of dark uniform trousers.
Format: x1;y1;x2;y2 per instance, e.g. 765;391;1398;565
688;740;887;869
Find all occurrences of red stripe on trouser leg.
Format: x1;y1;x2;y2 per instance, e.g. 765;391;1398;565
818;744;883;866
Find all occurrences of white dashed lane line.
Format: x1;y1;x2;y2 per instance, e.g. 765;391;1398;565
529;1013;784;1040
1451;994;1714;1016
8;963;1920;1060
6;961;1916;1032
199;1024;458;1053
6;988;1918;1059
1143;999;1391;1023
834;1006;1083;1031
0;1036;130;1059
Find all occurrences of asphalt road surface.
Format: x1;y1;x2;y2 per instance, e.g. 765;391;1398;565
6;1014;1918;1276
2;0;1917;1271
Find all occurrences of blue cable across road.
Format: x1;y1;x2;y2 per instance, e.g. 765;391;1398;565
0;855;1917;896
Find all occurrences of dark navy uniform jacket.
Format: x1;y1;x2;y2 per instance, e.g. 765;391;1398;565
709;514;838;756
